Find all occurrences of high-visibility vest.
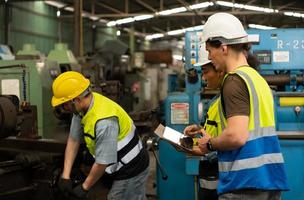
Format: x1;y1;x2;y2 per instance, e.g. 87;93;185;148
199;95;221;190
204;95;221;137
81;92;143;175
217;66;288;194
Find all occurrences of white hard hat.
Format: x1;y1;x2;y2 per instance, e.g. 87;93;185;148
194;40;211;67
202;13;248;44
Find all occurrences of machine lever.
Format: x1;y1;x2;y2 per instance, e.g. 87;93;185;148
151;148;168;180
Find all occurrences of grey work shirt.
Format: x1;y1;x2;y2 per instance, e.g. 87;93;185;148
69;96;118;165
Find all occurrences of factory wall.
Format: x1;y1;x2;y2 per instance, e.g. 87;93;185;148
0;1;117;55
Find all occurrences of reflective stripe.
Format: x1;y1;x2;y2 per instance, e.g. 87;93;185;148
199;179;218;190
248;126;277;141
236;70;260;128
117;124;136;151
105;140;143;174
219;153;284;172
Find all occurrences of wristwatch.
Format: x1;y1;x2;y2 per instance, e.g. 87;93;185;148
206;139;215;151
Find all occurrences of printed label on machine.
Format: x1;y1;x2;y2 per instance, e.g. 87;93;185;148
273;51;289;62
171;103;189;124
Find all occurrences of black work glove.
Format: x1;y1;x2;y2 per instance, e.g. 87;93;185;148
72;184;88;199
58;178;73;194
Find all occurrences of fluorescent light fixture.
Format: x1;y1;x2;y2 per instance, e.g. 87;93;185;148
134;15;154;21
190;2;214;9
107;21;117;27
284;12;304;18
90;16;99;21
116;17;135;25
216;1;278;13
158;7;187;15
64;6;74;12
248;24;277;30
145;33;164;40
45;1;65;8
168;29;185;36
56;10;61;17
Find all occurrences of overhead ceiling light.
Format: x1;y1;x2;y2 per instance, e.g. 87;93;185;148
107;21;117;27
168;29;185;36
158;7;187;15
145;33;164;40
248;24;277;30
134;15;154;21
117;30;121;36
190;2;214;9
216;1;278;13
116;17;135;25
90;16;99;21
45;1;65;8
64;6;74;12
284;11;304;18
56;10;61;17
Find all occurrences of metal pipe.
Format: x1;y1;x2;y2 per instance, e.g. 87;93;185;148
262;74;304;86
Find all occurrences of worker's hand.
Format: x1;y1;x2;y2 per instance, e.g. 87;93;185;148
197;130;212;154
183;124;202;137
58;177;72;194
72;184;88;199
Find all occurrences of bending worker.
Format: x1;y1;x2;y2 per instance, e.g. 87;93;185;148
184;43;224;200
51;71;149;199
195;12;288;200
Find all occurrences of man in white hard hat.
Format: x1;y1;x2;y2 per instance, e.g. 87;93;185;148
194;13;288;200
184;42;224;200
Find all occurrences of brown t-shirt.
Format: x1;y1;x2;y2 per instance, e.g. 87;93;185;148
221;74;250;118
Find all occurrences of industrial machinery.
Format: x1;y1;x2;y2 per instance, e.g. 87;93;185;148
157;31;204;200
0;44;65;138
158;29;304;200
0;95;109;200
247;29;304;200
47;43;81;73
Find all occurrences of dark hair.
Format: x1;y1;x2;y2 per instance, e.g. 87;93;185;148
202;62;217;72
206;40;260;70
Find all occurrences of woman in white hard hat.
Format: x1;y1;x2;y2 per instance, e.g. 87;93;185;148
184;42;224;200
195;13;288;200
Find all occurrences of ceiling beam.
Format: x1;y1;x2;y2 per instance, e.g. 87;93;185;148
135;0;157;13
277;2;296;10
151;26;166;33
125;0;129;13
93;11;284;18
175;0;203;20
95;2;124;14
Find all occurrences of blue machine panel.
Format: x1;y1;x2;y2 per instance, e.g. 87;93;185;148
248;29;304;70
248;29;304;200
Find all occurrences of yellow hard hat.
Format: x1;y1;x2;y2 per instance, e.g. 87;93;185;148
51;71;90;107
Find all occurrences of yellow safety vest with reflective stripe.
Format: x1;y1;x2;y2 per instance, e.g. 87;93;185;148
200;95;221;190
203;96;221;138
217;66;288;194
81;92;132;156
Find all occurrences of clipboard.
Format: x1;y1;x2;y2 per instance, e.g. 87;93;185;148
154;124;194;153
